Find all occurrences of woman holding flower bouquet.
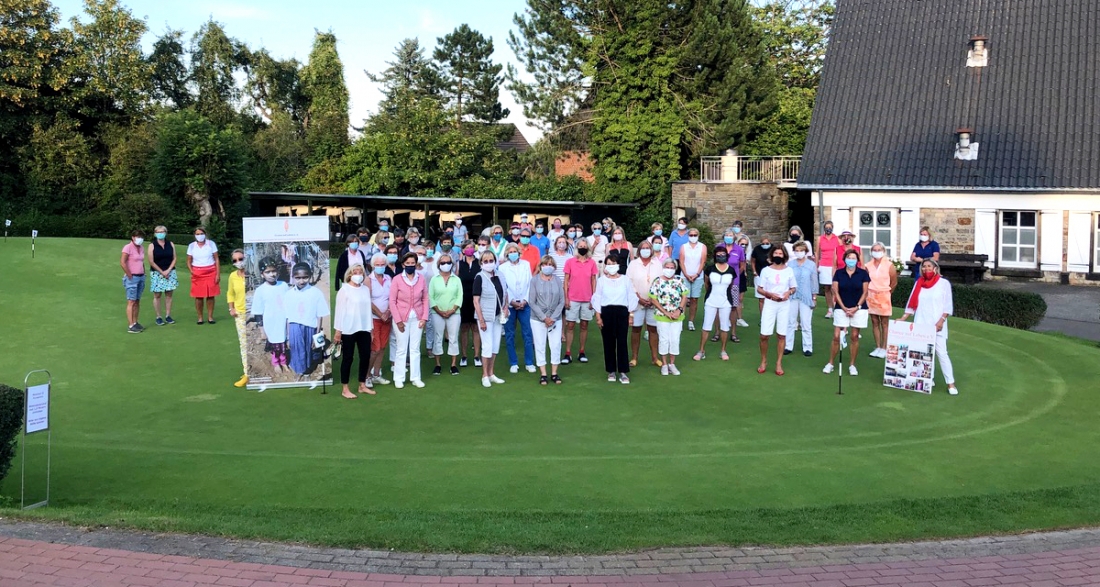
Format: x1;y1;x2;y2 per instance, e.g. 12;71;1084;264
865;242;898;358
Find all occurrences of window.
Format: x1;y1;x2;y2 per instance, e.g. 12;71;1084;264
1095;214;1100;273
856;209;894;262
999;211;1037;268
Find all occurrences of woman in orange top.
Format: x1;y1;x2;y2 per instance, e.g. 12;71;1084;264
865;241;898;358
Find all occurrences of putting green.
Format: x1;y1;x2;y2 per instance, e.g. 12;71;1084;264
1;237;1098;552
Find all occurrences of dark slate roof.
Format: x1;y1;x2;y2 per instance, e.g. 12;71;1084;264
800;0;1100;190
495;124;532;153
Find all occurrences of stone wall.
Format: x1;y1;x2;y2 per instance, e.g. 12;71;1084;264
920;208;976;253
671;181;788;244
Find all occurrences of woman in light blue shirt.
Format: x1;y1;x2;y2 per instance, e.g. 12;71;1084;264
785;241;817;356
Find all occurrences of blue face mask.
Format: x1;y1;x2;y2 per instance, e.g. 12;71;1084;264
653;230;663;237
359;235;370;243
380;225;389;232
535;227;544;234
520;236;531;245
373;265;386;274
349;242;359;251
761;243;772;250
155;232;167;240
733;226;742;234
593;229;602;236
508;252;520;263
845;258;858;269
386;253;398;264
492;234;503;242
724;236;734;245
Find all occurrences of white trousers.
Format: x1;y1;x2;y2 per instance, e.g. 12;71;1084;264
785;300;814;352
430;311;461;356
393;309;423;383
530;318;563;367
702;305;731;332
656;320;683;356
479;319;503;358
935;332;955;385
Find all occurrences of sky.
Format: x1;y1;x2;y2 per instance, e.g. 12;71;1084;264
52;0;543;142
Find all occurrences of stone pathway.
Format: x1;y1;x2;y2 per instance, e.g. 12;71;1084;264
980;281;1100;342
1;521;1099;586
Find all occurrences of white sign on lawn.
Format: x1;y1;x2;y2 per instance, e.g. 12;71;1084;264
882;320;938;394
26;384;49;433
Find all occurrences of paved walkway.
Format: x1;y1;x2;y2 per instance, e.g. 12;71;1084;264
1;521;1099;587
980;281;1100;342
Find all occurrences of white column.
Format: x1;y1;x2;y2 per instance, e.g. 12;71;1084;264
1067;212;1092;273
1039;210;1064;272
974;209;997;268
899;209;921;259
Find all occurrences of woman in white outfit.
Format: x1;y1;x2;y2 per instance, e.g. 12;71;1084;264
649;259;689;375
757;246;797;376
678;228;707;331
899;260;959;395
528;255;566;385
429;253;463;376
694;247;737;361
473;251;509;387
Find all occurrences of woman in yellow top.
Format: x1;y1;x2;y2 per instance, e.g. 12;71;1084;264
226;249;249;388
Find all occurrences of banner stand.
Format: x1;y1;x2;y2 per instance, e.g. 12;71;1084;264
22;369;52;510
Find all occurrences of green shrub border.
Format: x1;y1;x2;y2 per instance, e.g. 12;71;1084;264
0;384;25;485
892;277;1048;330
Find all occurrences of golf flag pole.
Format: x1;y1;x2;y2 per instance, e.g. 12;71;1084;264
837;327;845;395
31;229;38;258
4;219;9;242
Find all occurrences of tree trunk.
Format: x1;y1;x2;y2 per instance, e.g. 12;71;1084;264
186;185;213;227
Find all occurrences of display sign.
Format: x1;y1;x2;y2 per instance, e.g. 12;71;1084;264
882;320;937;394
25;384;49;433
31;229;38;238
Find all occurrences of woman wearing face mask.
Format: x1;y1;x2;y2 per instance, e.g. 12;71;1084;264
650;235;670;264
457;240;483;368
336;234;369;292
711;228;746;343
825;250;871;376
592;251;639;384
187;227;220;325
608;226;632;257
563;239;598;364
836;231;862;270
694;245;738;361
334;264;375;399
389;252;429;389
488;224;508;260
587;222;609;267
647;222;664;244
678;228;707;331
226;249;251;387
783;225;813;259
785;241;817;357
750;237;775;315
121;229;147;333
499;243;536;373
627;240;663;367
547;218;565;243
735;236;752;327
473;251;509;387
529;256;566;385
757;247;797;376
899;260;958;394
650;259;688;375
429;254;463;376
367;253;393;386
817;221;841;317
866;242;899;358
147;225;178;326
550;235;573;281
909;226;940;275
451;215;468;243
383;244;400;277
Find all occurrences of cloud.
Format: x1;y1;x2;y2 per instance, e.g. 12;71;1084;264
198;3;273;20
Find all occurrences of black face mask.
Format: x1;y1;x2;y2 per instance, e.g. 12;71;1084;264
772;256;785;264
789;234;800;243
578;248;589;256
403;265;417;275
715;255;728;264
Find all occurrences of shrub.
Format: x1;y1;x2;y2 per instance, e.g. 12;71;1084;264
0;384;25;484
892;278;1048;330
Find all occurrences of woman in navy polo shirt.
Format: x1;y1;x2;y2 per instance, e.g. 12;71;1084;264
909;226;940;273
824;249;870;376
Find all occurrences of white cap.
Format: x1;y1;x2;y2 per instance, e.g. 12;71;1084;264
520;213;529;219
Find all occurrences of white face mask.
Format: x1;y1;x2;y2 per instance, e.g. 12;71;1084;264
920;235;930;242
438;263;453;273
871;251;885;259
416;255;426;265
556;242;568;251
482;261;496;272
540;265;555;276
409;237;420;245
351;274;365;284
661;268;676;279
794;251;807;260
612;233;623;241
688;236;699;244
677;223;687;231
604;264;619;275
195;234;206;243
454;219;462;225
639;248;652;259
133;238;144;246
476;245;487;254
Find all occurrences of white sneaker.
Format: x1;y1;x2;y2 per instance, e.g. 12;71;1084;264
364;378;374;389
687;322;695;331
849;365;858;376
411;379;425;388
877;348;888;358
460;357;468;367
510;365;519;374
395;381;405;389
661;365;669;376
489;375;505;384
869;348;880;358
525;365;537;373
474;357;483;367
736;319;749;328
373;375;391;385
948;386;959;395
482;377;492;388
822;363;835;374
668;364;681;376
825;310;833;319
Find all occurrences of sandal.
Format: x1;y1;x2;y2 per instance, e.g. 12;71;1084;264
207;319;216;325
757;364;767;374
539;375;548;386
720;351;730;361
551;374;562;385
775;367;785;376
653;358;663;367
693;352;705;361
730;335;741;343
629;358;638;367
709;334;720;343
197;320;204;325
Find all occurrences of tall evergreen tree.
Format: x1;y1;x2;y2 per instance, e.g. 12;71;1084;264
300;31;349;165
367;38;440;115
147;30;192;109
190;20;245;126
433;25;508;123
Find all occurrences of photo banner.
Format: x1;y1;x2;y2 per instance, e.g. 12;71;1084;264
242;217;332;390
882;320;937;394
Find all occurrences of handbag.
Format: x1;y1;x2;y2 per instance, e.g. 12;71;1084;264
495;276;509;325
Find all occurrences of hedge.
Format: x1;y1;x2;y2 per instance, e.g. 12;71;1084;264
891;277;1047;331
0;384;24;484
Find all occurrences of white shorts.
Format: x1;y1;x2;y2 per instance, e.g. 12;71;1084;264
760;299;790;336
703;305;732;332
632;307;657;327
753;276;765;299
818;266;834;285
565;301;594;322
478;320;503;358
833;308;869;329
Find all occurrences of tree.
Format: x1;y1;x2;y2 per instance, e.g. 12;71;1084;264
0;0;73;111
149;109;249;227
190;20;245;126
69;0;152;121
752;1;834;90
434;25;508;123
19;115;100;214
300;31;349;165
740;86;814;155
251;111;307;191
243;48;305;122
148;30;192;109
367;38;441;115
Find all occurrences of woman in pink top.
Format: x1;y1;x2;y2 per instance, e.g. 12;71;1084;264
865;241;898;358
120;229;147;333
388;252;429;388
817;221;841;317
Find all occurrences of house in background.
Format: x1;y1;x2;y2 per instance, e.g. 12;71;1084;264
799;0;1100;283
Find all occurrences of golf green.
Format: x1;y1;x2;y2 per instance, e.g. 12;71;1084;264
1;237;1099;553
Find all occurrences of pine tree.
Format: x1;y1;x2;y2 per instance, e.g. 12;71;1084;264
433;25;508;123
300;31;348;165
148;30;192;109
367;38;440;116
190;20;245;126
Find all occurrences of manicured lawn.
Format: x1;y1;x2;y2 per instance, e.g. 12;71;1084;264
1;237;1099;553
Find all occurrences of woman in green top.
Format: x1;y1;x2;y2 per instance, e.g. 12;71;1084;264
649;259;689;376
429;253;464;375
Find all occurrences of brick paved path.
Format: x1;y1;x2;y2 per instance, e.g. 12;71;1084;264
1;521;1098;587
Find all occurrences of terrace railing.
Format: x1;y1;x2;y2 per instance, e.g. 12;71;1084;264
700;155;801;185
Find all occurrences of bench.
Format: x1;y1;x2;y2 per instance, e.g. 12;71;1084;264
910;253;988;284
